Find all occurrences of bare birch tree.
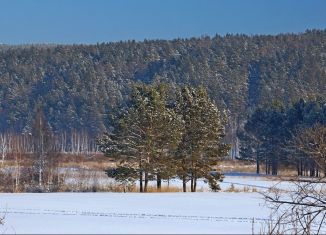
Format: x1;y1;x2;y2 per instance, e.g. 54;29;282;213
31;108;54;190
0;133;11;168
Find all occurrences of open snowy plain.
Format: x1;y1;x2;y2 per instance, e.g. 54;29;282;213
0;175;287;234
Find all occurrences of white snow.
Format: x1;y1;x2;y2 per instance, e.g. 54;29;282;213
0;175;295;234
0;192;269;234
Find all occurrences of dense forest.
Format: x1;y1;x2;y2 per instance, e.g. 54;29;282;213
242;98;326;175
0;29;325;152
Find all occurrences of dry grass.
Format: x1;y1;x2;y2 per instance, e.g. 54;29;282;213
0;153;299;176
140;186;182;193
0;153;116;171
55;153;116;170
58;184;184;193
216;160;256;173
224;183;258;193
0;152;307;193
216;160;300;177
276;167;299;177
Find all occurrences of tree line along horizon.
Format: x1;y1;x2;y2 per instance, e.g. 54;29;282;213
0;30;325;134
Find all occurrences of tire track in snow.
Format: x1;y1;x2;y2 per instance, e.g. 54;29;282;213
0;207;268;223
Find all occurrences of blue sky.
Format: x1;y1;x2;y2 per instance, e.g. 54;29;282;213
0;0;325;44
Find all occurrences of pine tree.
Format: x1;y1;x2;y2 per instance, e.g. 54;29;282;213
175;86;229;192
97;84;181;192
149;84;183;190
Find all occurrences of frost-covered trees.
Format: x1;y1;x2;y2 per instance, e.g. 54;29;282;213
97;84;229;192
1;31;326;137
175;86;229;192
98;84;182;192
242;98;326;176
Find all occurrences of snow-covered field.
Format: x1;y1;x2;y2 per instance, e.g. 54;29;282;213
0;175;288;234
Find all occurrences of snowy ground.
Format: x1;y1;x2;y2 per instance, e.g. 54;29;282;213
0;192;270;234
0;175;290;234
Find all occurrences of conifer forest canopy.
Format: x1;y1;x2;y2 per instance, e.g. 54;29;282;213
0;30;325;136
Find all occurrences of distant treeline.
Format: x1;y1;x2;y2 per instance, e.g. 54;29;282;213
0;29;325;137
241;98;326;176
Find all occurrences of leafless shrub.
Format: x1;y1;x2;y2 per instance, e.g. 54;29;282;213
0;214;4;226
0;208;6;227
143;185;181;193
262;179;326;234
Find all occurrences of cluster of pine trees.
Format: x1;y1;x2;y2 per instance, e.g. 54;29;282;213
241;98;326;176
97;84;229;192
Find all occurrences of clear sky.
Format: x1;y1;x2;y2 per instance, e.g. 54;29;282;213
0;0;325;44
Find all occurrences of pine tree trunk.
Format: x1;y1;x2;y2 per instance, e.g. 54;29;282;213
194;177;197;192
268;164;271;175
144;172;148;192
256;157;260;174
182;175;187;192
265;160;268;175
310;167;314;177
271;159;277;175
310;161;315;177
156;173;161;191
139;170;143;193
190;174;194;192
297;161;302;176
